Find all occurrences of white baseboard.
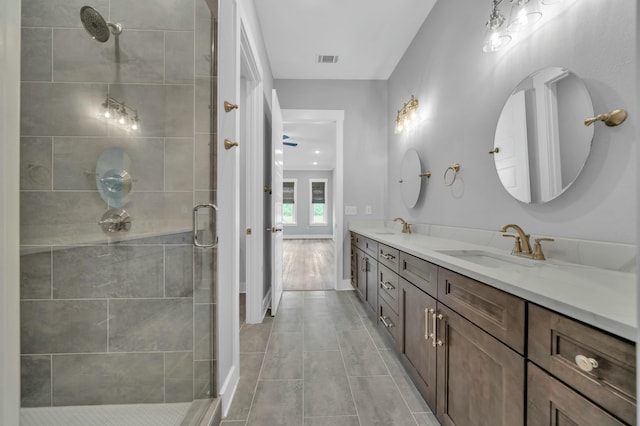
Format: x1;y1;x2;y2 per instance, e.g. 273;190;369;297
336;279;354;291
218;364;239;417
262;289;272;317
283;235;333;240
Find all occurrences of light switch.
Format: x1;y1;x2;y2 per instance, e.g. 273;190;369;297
365;205;372;215
345;206;357;215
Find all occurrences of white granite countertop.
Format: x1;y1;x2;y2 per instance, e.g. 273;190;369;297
350;221;637;342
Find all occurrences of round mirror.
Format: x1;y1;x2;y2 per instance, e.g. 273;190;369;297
493;67;594;204
400;149;422;208
96;147;133;207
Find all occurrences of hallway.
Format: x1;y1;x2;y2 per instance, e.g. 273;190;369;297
223;290;438;426
283;240;335;291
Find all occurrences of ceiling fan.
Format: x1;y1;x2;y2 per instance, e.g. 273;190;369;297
283;134;298;147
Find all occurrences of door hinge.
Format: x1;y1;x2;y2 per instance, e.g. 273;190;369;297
246;228;252;235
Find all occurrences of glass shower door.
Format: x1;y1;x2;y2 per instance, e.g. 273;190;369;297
19;0;218;424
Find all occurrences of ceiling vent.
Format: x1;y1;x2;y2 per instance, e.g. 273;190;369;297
317;55;339;64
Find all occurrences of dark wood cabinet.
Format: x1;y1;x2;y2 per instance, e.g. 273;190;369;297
398;278;437;410
436;304;525;426
527;362;626;426
364;252;377;312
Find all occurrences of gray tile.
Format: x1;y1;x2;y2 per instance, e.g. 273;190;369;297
21;355;51;407
194;246;216;303
166;32;195;83
303;351;356;417
21;82;109;137
379;349;430;413
304;322;339;352
364;320;394;350
240;318;273;353
226;352;265;421
221;422;246;426
110;0;195;31
260;332;303;380
414;412;441;426
52;353;164;405
195;17;213;77
20;137;52;190
109;84;194;138
332;310;364;332
194;360;214;399
304;416;360;426
195;304;214;360
165;352;194;403
337;329;388;376
165;138;194;190
52;245;164;299
349;376;416;426
195;77;215;134
20;300;107;354
272;307;303;332
20;248;52;300
22;0;109;28
20;191;108;246
350;295;370;318
195;134;215;190
115;231;193;245
196;0;215;20
21;28;52;82
52;137;164;191
166;245;194;297
53;29;164;83
109;299;193;351
247;380;303;426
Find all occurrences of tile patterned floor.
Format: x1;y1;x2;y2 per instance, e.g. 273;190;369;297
223;290;441;426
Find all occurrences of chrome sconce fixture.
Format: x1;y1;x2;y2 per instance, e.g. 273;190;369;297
483;0;547;53
394;95;419;134
99;94;141;132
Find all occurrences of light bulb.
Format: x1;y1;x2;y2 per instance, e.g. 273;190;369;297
131;122;138;130
507;1;542;32
483;29;511;53
104;110;111;118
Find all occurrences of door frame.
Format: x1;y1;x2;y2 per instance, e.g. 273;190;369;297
239;19;266;325
281;109;347;290
0;0;22;423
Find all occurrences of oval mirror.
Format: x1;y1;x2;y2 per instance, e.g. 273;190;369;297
493;67;594;204
400;149;422;208
96;147;133;207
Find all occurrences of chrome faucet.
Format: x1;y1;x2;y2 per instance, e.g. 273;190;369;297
501;223;554;260
394;217;412;234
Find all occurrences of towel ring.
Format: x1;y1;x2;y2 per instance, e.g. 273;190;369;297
444;163;460;186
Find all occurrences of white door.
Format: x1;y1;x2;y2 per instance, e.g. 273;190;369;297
270;89;284;315
494;90;531;203
216;0;240;414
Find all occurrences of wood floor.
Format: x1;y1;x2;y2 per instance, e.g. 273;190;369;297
282;239;334;291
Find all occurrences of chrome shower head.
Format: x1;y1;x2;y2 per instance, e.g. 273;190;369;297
80;6;122;42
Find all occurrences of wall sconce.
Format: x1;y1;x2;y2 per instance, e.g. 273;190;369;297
483;0;549;53
394;95;419;134
98;94;141;132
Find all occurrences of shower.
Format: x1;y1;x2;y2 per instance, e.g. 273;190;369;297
80;6;122;42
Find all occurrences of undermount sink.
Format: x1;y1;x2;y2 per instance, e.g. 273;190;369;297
435;249;536;268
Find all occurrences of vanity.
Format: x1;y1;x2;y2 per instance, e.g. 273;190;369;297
349;223;636;426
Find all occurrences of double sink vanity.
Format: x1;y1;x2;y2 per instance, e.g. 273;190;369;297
349;220;636;426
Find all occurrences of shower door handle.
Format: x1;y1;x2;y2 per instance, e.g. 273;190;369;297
193;203;218;248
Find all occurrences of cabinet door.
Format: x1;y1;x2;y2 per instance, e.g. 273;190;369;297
527;363;625;426
356;250;366;301
365;252;377;312
436;304;524;426
350;243;357;290
398;278;437;410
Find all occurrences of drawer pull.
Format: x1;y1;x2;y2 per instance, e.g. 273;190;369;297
381;252;396;261
379;280;395;291
575;355;599;372
424;308;430;341
380;315;394;328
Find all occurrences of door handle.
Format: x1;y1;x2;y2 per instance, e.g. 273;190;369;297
224;139;239;150
266;227;282;233
224;100;239;112
193;203;218;248
432;311;444;347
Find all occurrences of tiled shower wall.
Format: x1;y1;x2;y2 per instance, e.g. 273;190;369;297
19;0;218;407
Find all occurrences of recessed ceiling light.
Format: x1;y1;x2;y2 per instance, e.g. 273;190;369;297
313;162;318;165
314;150;320;154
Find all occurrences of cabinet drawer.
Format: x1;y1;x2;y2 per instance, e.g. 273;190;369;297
363;238;378;257
528;304;636;425
378;296;399;342
399;252;438;298
378;243;399;272
527;362;626;426
437;268;525;354
378;264;399;314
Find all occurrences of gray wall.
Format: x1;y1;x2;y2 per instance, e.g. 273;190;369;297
283;170;334;237
388;0;637;243
20;0;217;407
274;80;389;278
